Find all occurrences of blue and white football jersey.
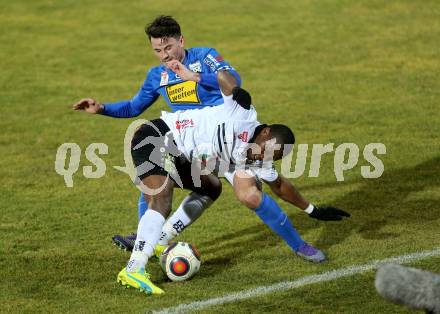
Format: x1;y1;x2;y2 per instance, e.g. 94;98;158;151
102;47;240;117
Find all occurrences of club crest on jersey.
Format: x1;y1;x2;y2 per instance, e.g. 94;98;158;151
166;81;200;104
188;61;202;73
238;131;248;142
160;71;169;86
175;119;194;130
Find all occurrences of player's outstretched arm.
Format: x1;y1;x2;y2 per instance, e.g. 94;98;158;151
265;175;309;209
266;175;350;221
73;69;159;118
72;98;104;114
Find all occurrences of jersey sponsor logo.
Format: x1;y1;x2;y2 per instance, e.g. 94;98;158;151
166;80;200;104
175;119;194;130
188;61;202;73
160;71;169;86
238;131;248;142
215;55;224;62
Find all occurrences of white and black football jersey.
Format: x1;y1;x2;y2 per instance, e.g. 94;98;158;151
160;92;278;182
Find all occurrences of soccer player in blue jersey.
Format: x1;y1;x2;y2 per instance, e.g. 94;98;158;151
73;15;241;249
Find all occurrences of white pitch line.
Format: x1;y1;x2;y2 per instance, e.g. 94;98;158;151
150;247;440;314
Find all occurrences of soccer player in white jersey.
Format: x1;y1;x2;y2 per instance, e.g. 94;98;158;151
116;71;350;295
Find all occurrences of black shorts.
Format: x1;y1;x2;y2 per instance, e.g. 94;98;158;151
131;119;187;182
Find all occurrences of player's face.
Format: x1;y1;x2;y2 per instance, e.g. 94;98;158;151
150;36;185;64
247;138;284;162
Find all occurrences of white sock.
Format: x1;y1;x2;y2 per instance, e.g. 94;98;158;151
158;221;180;246
158;193;213;245
127;209;165;272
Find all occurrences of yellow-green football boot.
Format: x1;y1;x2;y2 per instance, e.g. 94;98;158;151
154;244;168;258
117;267;164;295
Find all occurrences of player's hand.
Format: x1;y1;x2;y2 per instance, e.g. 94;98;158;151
72;98;103;114
166;60;200;82
309;206;350;221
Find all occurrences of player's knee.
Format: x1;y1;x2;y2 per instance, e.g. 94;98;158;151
206;178;222;201
196;175;222;201
236;190;262;210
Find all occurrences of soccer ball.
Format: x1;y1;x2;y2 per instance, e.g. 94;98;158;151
159;242;201;282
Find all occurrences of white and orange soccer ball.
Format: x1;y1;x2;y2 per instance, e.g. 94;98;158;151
159;242;201;282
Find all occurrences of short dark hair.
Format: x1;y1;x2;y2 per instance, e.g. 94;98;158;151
268;124;295;145
145;15;181;40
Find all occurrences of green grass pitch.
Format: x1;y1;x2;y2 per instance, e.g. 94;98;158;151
1;0;439;313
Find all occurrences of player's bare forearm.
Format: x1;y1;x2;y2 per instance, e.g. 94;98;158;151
267;176;350;221
266;176;309;210
217;71;237;95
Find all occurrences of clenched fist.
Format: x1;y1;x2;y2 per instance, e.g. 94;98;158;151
166;60;200;82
